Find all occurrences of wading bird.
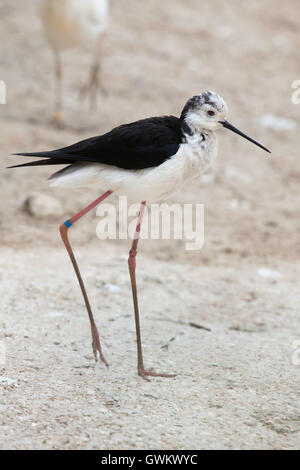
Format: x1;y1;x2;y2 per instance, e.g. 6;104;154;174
40;0;109;122
10;92;270;380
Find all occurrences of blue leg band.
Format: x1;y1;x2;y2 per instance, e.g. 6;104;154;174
64;220;73;228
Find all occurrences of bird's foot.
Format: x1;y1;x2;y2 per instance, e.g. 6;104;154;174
92;330;109;367
138;366;176;381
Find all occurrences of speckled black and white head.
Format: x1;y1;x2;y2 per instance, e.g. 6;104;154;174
181;91;271;153
180;91;228;133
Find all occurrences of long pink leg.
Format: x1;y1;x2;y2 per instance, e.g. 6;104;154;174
128;201;176;380
60;190;113;365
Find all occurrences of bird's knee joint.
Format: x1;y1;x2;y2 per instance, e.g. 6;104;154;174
64;219;73;229
128;249;137;264
60;220;72;237
129;248;137;257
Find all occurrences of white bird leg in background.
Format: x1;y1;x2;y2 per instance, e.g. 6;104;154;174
40;0;109;124
54;50;63;124
80;30;107;110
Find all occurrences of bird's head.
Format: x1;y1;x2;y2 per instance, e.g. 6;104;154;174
181;91;228;132
181;91;270;153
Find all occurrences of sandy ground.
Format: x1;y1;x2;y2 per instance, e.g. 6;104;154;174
0;0;300;450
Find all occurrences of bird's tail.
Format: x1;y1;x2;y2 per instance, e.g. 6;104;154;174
7;152;75;169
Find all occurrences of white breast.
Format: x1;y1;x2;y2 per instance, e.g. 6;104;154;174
40;0;109;51
50;132;218;202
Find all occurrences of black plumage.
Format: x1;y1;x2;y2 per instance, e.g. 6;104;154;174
10;116;187;171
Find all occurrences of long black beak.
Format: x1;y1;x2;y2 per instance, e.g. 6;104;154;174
220;120;271;153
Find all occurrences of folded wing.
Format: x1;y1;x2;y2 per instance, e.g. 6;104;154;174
10;116;183;170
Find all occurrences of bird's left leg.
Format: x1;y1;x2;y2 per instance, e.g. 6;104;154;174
60;190;113;365
128;201;176;381
81;32;107;110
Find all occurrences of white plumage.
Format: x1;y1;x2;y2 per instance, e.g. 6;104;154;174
49;132;218;202
46;90;270;201
41;0;109;49
14;91;269;202
40;0;109;121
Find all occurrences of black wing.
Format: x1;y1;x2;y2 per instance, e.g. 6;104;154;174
10;116;183;170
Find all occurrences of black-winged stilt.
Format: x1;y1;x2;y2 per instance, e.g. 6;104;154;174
40;0;109;122
10;91;270;379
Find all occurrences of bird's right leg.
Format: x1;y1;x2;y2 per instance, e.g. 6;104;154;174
59;190;113;365
128;201;176;381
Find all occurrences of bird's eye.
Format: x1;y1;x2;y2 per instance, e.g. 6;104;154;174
207;110;215;116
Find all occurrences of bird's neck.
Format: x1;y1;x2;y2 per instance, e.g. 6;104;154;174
180;117;214;142
181;120;215;145
180;123;218;174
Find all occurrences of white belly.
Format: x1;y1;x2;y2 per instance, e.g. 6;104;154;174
49;134;218;202
40;0;109;51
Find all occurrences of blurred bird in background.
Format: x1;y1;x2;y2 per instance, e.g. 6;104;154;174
40;0;109;124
